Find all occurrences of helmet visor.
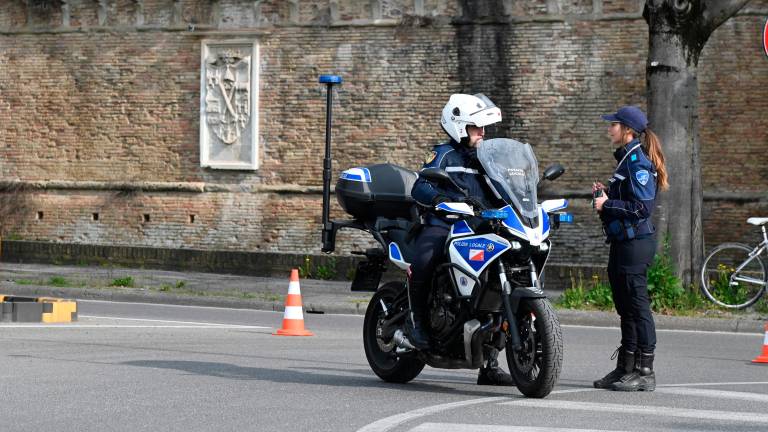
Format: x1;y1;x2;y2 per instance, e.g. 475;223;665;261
468;94;502;127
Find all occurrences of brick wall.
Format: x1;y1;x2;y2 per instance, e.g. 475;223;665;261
0;0;766;268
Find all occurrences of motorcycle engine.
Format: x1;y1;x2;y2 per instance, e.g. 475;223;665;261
428;275;458;341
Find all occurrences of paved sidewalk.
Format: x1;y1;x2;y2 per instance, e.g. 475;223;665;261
0;262;765;333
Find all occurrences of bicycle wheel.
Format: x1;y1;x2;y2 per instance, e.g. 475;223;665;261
701;243;767;309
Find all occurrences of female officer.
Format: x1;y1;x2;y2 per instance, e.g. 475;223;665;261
591;106;668;392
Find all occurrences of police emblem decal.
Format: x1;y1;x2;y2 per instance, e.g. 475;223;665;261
636;170;650;186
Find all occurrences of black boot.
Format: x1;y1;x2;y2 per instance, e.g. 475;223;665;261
612;351;656;392
593;347;633;389
477;348;515;386
405;282;430;350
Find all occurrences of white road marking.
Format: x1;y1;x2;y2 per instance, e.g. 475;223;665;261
501;399;768;424
659;381;768;387
562;324;763;336
656;386;768;402
78;299;286;313
79;315;268;328
0;324;268;329
0;316;269;329
358;383;768;432
356;397;509;432
410;424;626;432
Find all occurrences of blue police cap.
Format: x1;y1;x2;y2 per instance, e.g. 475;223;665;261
601;106;647;134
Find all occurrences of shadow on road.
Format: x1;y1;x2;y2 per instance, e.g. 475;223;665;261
121;359;529;398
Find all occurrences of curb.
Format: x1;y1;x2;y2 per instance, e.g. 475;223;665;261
0;283;763;334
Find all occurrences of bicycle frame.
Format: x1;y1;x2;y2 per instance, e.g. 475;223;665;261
731;225;768;287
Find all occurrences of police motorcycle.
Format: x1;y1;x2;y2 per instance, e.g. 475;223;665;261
322;136;572;398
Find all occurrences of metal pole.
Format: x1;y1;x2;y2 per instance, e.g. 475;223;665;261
319;75;342;252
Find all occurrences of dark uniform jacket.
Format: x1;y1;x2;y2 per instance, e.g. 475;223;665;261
411;140;502;227
600;138;657;241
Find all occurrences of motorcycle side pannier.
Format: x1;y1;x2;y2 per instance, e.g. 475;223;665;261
336;163;418;220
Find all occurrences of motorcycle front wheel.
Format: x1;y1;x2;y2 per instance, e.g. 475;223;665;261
506;298;563;398
363;282;425;383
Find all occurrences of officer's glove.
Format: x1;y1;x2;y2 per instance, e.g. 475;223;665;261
431;194;451;206
461;196;486;211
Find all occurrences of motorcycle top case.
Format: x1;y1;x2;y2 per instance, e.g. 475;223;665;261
336;164;418;220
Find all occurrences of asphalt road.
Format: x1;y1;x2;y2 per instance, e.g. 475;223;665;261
1;300;767;432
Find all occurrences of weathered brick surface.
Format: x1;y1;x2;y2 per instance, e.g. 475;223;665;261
0;0;766;267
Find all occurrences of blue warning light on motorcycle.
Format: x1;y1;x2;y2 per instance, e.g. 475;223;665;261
558;213;574;223
481;209;510;220
319;75;343;84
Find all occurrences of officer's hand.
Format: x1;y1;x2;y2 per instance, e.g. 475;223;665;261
592;182;606;193
594;194;607;212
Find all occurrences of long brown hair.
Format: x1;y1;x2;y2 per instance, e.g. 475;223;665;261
621;126;669;191
642;129;668;191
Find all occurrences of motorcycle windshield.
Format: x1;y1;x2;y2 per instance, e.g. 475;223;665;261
477;138;539;219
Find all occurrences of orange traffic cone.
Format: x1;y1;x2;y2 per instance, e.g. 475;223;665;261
752;322;768;364
273;269;314;336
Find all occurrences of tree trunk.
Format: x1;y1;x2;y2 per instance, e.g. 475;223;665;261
647;40;701;286
645;0;750;287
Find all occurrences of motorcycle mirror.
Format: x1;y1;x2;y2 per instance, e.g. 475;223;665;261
420;168;468;196
541;164;565;182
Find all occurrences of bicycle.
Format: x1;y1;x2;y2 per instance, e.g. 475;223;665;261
700;217;768;309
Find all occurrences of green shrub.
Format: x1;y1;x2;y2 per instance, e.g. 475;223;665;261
559;272;613;310
585;277;613;309
110;276;135;287
647;237;686;312
298;255;313;279
315;257;337;280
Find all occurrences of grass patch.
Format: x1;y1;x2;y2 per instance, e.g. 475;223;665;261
48;276;72;287
14;279;37;285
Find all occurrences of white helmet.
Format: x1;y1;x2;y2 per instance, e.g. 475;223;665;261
440;93;502;143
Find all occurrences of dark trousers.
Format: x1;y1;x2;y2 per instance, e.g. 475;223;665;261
607;236;657;353
408;225;450;308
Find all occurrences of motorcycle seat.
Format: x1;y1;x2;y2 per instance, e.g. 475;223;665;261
381;224;420;265
374;217;414;232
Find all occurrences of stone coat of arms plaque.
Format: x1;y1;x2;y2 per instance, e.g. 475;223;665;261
200;40;259;170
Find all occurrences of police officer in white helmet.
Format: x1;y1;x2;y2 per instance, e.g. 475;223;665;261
409;93;514;386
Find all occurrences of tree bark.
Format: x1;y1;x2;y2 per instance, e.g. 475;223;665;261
645;0;750;286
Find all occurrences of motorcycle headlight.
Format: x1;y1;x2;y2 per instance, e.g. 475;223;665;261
510;241;522;250
539;242;549;252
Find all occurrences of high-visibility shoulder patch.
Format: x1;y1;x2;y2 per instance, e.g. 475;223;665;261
425;151;437;164
631;154;638;162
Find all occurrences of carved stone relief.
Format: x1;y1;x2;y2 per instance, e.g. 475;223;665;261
200;40;259;170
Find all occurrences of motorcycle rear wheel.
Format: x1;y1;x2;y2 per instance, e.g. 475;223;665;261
506;298;563;398
363;282;425;383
